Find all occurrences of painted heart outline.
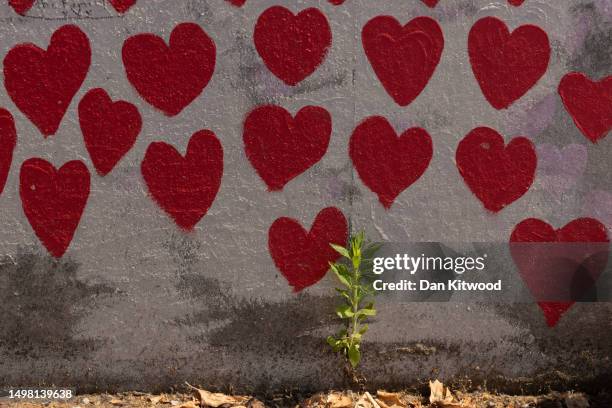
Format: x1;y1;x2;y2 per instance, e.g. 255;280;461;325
20;158;91;258
8;0;34;14
243;105;331;191
79;88;142;176
269;207;348;292
350;116;433;209
0;109;17;197
141;130;223;231
122;22;216;117
109;0;137;13
3;25;91;137
510;217;609;327
558;72;612;143
468;17;550;109
456;127;537;212
254;6;332;86
362;16;444;107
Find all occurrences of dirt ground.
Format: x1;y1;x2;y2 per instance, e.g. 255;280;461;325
1;385;610;408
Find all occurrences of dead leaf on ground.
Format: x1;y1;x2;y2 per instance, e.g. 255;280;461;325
186;383;248;408
376;391;404;407
109;399;124;406
428;380;461;408
355;393;374;408
326;392;353;408
177;402;200;408
148;395;163;404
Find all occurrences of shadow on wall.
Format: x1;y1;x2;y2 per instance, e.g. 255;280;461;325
0;251;116;359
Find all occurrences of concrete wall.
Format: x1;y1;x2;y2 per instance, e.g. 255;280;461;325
0;0;611;394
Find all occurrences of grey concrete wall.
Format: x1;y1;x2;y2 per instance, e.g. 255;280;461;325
0;0;611;394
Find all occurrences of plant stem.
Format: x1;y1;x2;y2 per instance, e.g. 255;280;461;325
350;263;359;347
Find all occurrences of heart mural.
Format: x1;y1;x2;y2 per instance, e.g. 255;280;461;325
468;17;550;109
3;25;91;137
254;6;332;86
269;207;348;292
20;159;91;258
141;130;223;231
0;109;17;197
8;0;34;14
350;116;433;209
122;22;216;116
456;127;537;212
362;16;444;107
558;72;612;143
79;88;142;177
421;0;439;7
243;105;331;191
109;0;137;13
510;217;609;326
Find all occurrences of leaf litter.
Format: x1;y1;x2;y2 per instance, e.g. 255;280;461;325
0;380;601;408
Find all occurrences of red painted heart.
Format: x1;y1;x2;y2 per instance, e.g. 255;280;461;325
243;105;331;191
3;25;91;137
468;17;550;109
20;159;90;258
122;23;216;117
109;0;136;13
350;116;433;209
510;218;609;327
78;88;142;177
141;130;223;231
362;16;444;107
254;6;332;86
508;0;525;5
421;0;439;7
558;72;612;143
456;127;536;212
0;109;17;196
269;207;348;292
8;0;34;14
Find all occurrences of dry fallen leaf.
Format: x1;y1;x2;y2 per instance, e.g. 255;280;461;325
109;399;124;406
148;395;163;404
326;392;353;408
178;402;200;408
428;380;461;408
186;383;249;408
355;393;374;408
364;392;381;408
376;391;404;407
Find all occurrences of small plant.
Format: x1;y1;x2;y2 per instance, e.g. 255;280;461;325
327;231;380;369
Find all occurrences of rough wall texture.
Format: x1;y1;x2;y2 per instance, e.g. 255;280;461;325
0;0;611;394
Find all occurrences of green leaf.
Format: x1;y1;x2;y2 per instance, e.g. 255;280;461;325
356;308;377;318
329;263;351;287
348;344;361;368
330;243;350;258
335;288;351;301
336;304;354;318
359;324;369;335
